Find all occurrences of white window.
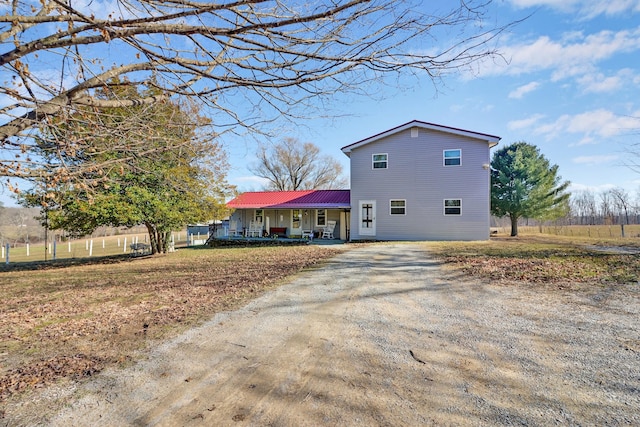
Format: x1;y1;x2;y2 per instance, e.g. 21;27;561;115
373;153;388;169
390;200;406;215
443;149;461;166
255;209;264;223
316;209;327;226
444;199;461;215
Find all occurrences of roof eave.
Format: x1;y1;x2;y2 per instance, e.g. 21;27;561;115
341;120;501;154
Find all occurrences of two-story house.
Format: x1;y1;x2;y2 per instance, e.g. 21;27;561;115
227;120;500;241
342;120;500;241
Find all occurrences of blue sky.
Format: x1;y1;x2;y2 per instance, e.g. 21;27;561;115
1;0;639;207
227;0;640;197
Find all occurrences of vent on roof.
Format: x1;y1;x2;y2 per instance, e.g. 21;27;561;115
411;127;418;138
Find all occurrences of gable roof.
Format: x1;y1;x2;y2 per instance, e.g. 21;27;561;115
227;190;351;209
340;120;501;156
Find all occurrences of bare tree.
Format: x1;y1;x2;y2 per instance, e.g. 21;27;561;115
599;191;615;225
1;0;513;190
608;187;633;226
250;138;347;190
571;190;598;225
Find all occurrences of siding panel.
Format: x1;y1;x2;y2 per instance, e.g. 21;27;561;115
349;127;492;241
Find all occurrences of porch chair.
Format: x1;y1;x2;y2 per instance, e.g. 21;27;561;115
228;220;241;237
247;220;263;237
321;220;336;239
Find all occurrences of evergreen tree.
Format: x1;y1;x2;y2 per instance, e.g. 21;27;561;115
491;142;570;237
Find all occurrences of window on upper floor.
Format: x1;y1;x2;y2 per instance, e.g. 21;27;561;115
372;153;388;169
444;199;461;215
443;149;461;166
390;200;406;215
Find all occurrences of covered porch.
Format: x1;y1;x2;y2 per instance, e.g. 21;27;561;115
222;190;351;241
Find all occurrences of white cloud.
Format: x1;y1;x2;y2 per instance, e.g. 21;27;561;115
577;69;637;93
507;113;545;130
572;154;619;165
508;81;541;99
568;182;617;193
233;175;270;191
573;136;596;146
480;28;640;81
508;0;640;18
532;109;640;141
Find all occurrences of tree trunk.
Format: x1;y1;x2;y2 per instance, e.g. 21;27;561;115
510;215;519;237
144;222;171;254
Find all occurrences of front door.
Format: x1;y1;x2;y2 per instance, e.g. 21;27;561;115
359;200;376;236
290;209;303;235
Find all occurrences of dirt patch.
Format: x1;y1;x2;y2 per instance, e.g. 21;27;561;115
585;245;640;255
4;243;638;426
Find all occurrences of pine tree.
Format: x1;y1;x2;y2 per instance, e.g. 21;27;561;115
491;142;570;237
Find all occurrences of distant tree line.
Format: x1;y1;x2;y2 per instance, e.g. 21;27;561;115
567;188;638;226
492;187;639;229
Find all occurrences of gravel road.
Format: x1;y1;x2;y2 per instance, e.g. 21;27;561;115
24;243;640;425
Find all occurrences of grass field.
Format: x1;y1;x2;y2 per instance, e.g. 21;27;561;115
1;232;638;403
427;235;640;286
0;232;192;264
0;244;345;401
495;224;640;240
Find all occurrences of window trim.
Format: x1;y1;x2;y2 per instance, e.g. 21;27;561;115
390;199;406;215
443;149;462;167
316;209;327;227
372;153;388;169
444;199;462;216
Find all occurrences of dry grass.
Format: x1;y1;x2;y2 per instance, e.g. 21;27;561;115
0;244;345;401
498;224;640;242
2;232;638;403
426;235;640;287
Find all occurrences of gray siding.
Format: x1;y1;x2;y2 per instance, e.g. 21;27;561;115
349;127;492;241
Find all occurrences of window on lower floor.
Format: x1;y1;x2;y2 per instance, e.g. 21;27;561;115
444;199;461;215
390;200;406;215
255;209;264;223
316;209;327;226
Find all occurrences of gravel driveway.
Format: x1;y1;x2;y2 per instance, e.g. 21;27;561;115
34;243;640;425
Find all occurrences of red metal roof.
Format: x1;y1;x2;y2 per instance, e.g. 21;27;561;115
227;190;351;209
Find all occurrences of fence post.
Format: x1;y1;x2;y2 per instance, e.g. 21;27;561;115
5;243;9;264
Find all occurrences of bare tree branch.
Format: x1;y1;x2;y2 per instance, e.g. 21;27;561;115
250;138;347;190
1;0;514;187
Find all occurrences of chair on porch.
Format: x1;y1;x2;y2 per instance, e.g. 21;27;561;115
246;220;263;237
321;220;336;239
228;220;241;237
